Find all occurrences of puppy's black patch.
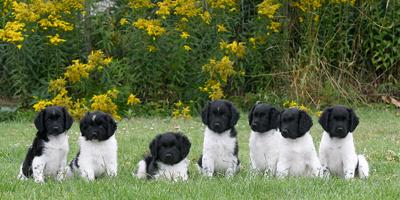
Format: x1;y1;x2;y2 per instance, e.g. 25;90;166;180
22;106;73;177
201;100;240;133
318;105;359;138
279;108;313;139
80;111;117;141
248;103;280;133
144;132;191;179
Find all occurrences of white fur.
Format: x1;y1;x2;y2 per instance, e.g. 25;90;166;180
200;127;239;177
276;131;321;178
135;160;147;179
249;129;280;175
70;135;118;181
319;131;369;179
154;158;189;181
18;133;69;183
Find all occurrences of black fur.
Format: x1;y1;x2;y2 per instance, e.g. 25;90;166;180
318;105;359;138
69;151;80;170
143;132;191;179
248;103;280;133
201;100;240;133
21;106;73;177
80;111;117;141
279;108;313;139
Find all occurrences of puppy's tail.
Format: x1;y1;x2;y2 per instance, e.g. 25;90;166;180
134;160;147;179
357;155;369;179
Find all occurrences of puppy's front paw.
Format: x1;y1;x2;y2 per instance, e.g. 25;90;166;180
34;177;45;183
108;170;117;177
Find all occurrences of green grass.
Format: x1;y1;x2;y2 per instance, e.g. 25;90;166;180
1;107;399;199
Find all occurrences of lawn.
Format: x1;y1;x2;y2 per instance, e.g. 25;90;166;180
0;106;399;199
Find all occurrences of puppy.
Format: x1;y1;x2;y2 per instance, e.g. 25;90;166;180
197;100;240;177
276;108;321;178
248;103;280;175
18;106;73;183
318;105;369;179
135;132;191;181
68;111;117;181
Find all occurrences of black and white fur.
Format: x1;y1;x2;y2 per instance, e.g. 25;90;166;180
248;103;280;175
318;105;369;179
197;100;240;177
135;132;191;181
68;111;117;181
276;108;321;178
18;106;73;183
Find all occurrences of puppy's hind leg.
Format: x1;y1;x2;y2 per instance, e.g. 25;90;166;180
357;155;369;179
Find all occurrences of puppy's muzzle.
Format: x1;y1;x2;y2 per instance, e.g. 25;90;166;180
335;127;344;134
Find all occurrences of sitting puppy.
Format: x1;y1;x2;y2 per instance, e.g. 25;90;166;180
68;111;117;181
276;108;321;178
135;132;191;181
248;103;280;175
318;105;369;179
197;100;240;177
18;106;73;183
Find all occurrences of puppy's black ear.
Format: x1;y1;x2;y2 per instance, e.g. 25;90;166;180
248;104;257;126
298;110;313;134
35;109;46;136
62;107;74;131
201;101;211;125
318;107;332;132
177;134;191;158
106;114;117;137
227;101;240;127
149;135;161;159
269;107;280;129
79;112;90;136
347;108;359;132
278;110;284;130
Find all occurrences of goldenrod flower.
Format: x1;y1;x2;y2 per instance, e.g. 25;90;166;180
127;94;141;105
220;40;246;58
119;18;128;26
48;34;66;45
48;78;66;93
33;100;53;111
217;24;228;32
180;31;190;39
203;56;235;83
128;0;155;9
257;0;281;19
133;18;166;37
183;45;192;51
147;45;157;52
200;11;212;25
0;21;25;44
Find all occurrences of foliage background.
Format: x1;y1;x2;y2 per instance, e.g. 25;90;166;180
0;0;399;118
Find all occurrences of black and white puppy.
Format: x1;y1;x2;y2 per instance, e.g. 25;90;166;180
318;105;369;179
18;106;73;183
197;100;240;177
135;132;191;181
276;108;321;177
68;111;117;181
248;103;280;175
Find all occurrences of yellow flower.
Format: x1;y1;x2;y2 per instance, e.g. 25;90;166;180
217;24;228;32
268;21;281;33
180;31;190;39
183;45;192;51
207;0;238;10
202;56;235;83
128;0;155;9
127;94;141;105
172;100;192;119
0;21;25;44
48;34;66;45
220;40;246;58
174;0;201;18
48;78;66;93
107;89;119;99
33;100;53;111
17;45;22;49
249;37;256;47
200;11;212;25
119;18;128;26
257;0;281;19
147;45;157;52
91;93;121;121
133;18;166;37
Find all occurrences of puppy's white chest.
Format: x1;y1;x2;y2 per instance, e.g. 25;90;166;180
203;128;237;171
43;134;69;175
250;130;280;171
155;159;189;181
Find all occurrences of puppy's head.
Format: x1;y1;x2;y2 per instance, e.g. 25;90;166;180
201;100;240;133
318;105;359;138
80;111;117;141
35;106;73;138
248;103;279;133
149;132;191;165
279;108;313;139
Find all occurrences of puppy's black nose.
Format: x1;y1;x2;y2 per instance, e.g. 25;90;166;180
251;122;258;129
53;126;60;131
336;127;344;133
92;132;98;136
214;122;221;129
281;129;288;135
165;153;173;159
